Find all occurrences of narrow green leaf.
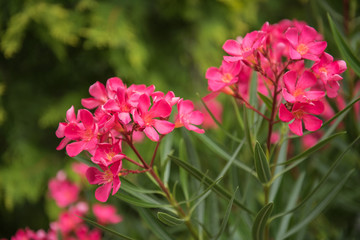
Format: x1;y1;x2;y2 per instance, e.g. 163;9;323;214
257;92;273;111
232;97;245;131
254;142;271;183
80;216;135;240
169;155;255;215
157;212;185;226
243;107;255;155
213;187;238;240
252;202;274;240
275;172;306;240
271;136;360;222
115;192;172;210
281;169;354;239
179;139;190;201
136;208;173;240
328;14;360;76
199;95;242;143
195;133;256;176
274;132;345;166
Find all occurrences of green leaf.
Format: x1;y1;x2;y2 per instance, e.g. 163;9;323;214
252;202;274;240
328;14;360;76
169;155;255;215
136;208;173;240
254;142;271;184
179;139;190;201
195;133;256;176
274;132;345;167
213;187;238;240
257;92;273;111
281;169;354;239
115;192;173;210
80;216;135;240
157;212;185;226
275;172;306;240
271;136;360;222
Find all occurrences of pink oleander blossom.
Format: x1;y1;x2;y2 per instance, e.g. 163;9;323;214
56;106;78;151
92;140;125;167
132;94;174;141
205;60;241;92
285;25;327;61
93;204;123;225
282;70;325;103
311;53;347;98
175;99;205;134
223;30;266;63
151;91;180;106
86;161;122;202
75;225;102;240
279;101;324;136
48;171;80;208
64;109;99;157
81;81;108;109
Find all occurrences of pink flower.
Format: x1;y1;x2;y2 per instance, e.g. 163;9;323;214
56;106;78;150
279;101;324;136
282;70;325;103
86;161;122;202
132;94;175;141
151;91;180;106
48;171;80;208
223;30;266;63
311;53;347;98
92;204;123;225
72;162;89;179
81;81;108;109
91;141;125;166
75;225;102;240
175;99;205;134
64;109;99;157
205;60;241;92
285;25;327;61
57;210;83;235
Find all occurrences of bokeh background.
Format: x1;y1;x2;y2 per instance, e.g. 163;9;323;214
0;0;359;238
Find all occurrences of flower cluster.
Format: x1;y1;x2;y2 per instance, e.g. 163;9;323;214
6;165;122;240
56;77;204;201
205;20;346;136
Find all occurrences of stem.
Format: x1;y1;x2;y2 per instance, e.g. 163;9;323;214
150;136;163;167
234;94;270;121
123;134;199;239
123;156;145;168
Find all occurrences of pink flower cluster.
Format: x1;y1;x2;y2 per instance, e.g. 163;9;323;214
7;165;122;240
56;77;204;201
205;20;346;136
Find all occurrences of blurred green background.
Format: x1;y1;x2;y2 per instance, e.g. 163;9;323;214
0;0;358;238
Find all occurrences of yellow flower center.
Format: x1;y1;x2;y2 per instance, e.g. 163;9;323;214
296;43;309;55
222;73;233;83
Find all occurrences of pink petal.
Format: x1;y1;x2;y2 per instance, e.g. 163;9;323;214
89;82;107;99
285;28;299;47
205;67;222;80
299;25;317;43
66;106;76;122
144;127;159;141
56;122;67;138
289;119;303;136
308;41;327;55
302;101;324;115
110;160;122;175
297;71;316;90
153;119;175;134
189;111;204;125
151;100;172;118
282;88;296;103
112;177;121;195
178;100;194;115
86;167;102;184
56;137;71;150
304;90;326;101
303;114;322;131
64;123;82;140
289;47;302;60
66;141;86;157
222;40;242;56
279;104;294;122
283;71;297;93
103;99;121;112
95;183;112;202
81;98;103;109
184;123;205;133
138;94;151;114
208;80;226;92
79;109;94;129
